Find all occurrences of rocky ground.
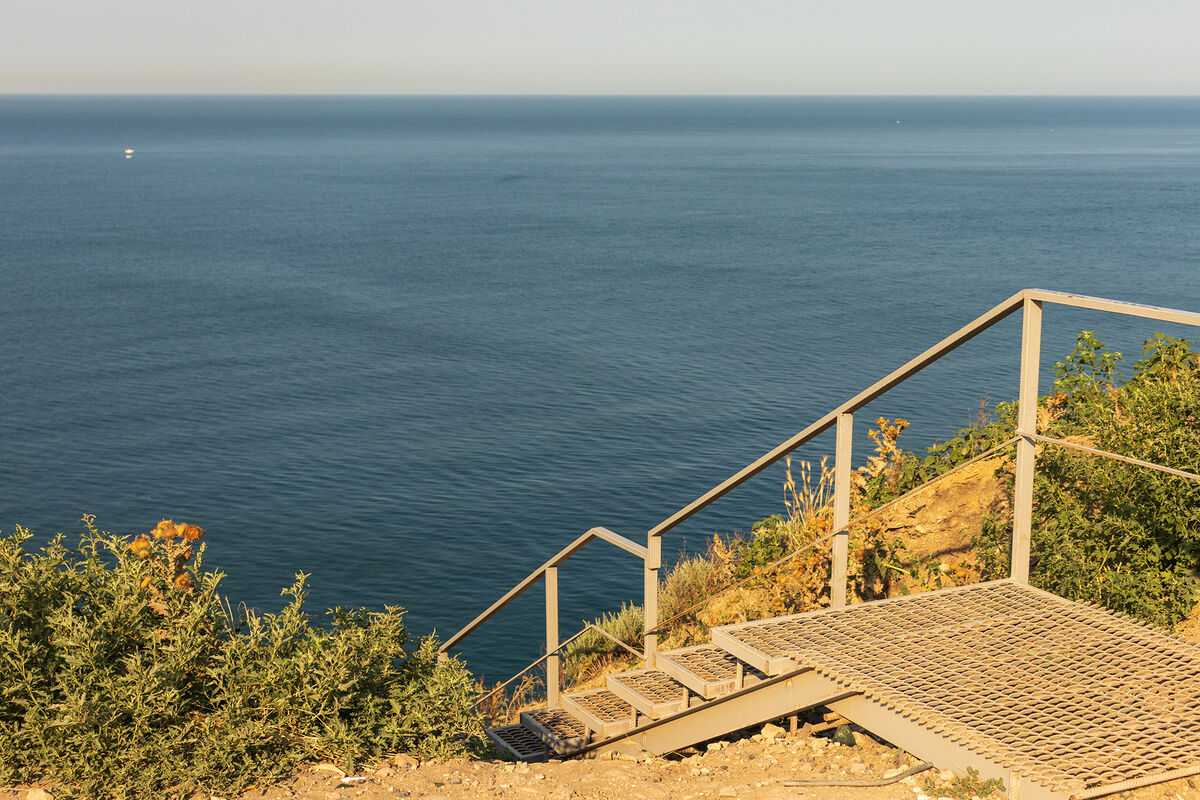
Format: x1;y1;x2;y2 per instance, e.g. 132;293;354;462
8;720;1197;800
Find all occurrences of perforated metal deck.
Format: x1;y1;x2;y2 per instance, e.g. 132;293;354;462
607;668;691;718
486;723;548;762
711;579;1200;797
561;687;636;738
521;708;591;754
655;643;767;698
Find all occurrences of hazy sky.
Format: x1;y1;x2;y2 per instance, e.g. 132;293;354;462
3;0;1198;94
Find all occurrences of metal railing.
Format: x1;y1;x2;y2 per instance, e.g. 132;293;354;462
439;288;1200;707
437;526;646;706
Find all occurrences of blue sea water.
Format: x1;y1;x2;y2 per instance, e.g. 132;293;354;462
1;95;1199;679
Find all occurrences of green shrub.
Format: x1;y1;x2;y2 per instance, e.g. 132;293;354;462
560;602;643;686
0;518;483;799
1030;333;1200;625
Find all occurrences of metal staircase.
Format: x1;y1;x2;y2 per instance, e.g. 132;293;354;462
487;579;1200;800
442;290;1200;800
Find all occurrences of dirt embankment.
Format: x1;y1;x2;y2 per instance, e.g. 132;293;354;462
11;719;1198;800
14;719;1192;800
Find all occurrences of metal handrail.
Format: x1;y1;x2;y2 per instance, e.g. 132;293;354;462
439;526;646;655
442;288;1200;704
644;434;1020;636
646;289;1030;539
645;289;1200;540
472;621;645;715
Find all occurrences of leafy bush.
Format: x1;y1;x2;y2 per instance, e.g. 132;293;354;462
868;332;1200;624
1030;333;1200;625
0;518;483;799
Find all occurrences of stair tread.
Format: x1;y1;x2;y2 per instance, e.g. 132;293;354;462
607;668;691;719
561;687;636;738
486;723;547;762
520;708;590;754
656;644;767;698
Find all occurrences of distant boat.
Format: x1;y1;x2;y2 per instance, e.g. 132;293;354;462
124;148;134;159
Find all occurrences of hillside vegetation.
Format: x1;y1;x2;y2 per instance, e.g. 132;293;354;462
0;519;484;799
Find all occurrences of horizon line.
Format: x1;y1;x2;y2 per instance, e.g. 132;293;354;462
3;91;1200;98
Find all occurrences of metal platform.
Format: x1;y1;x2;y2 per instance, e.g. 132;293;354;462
711;579;1200;798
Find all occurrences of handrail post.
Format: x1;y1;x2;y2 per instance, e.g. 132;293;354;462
1012;296;1043;583
545;566;560;707
831;412;853;606
643;534;661;667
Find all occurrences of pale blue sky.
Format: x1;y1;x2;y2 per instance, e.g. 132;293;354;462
3;0;1197;94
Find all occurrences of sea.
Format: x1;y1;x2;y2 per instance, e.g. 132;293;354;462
2;95;1198;680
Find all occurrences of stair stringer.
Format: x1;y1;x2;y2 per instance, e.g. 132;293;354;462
574;666;1063;799
825;693;1056;800
575;667;855;759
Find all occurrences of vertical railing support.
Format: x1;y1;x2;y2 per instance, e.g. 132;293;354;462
545;566;560;707
1012;296;1042;583
643;534;661;667
831;412;853;606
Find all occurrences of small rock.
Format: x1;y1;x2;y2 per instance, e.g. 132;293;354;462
938;769;956;781
848;762;867;775
27;790;54;800
760;722;786;739
393;753;420;769
375;767;394;778
718;787;738;798
707;741;725;752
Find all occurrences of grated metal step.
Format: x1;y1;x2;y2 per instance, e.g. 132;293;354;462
486;723;548;762
561;686;637;738
655;643;766;699
520;707;591;755
710;579;1200;797
606;668;692;719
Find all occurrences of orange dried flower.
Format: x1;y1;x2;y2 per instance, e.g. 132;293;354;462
182;524;205;542
140;576;152;589
130;534;153;558
173;574;192;592
178;546;194;563
153;519;177;540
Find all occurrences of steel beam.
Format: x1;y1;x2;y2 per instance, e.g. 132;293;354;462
831;412;853;607
584;668;857;758
829;693;1057;800
643;534;662;666
545;565;559;708
1012;297;1042;583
